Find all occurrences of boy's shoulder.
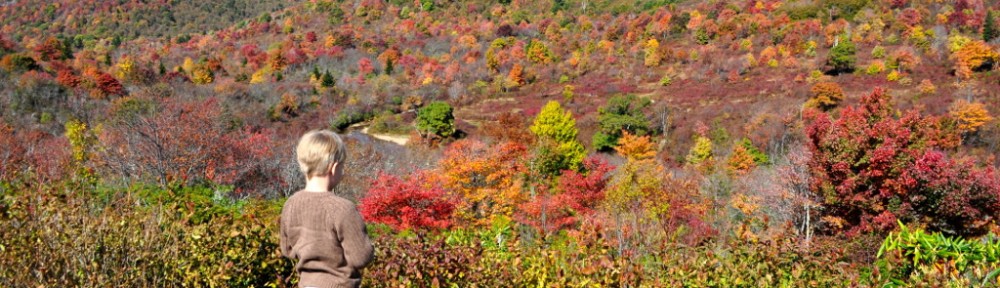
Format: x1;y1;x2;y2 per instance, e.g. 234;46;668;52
285;191;357;209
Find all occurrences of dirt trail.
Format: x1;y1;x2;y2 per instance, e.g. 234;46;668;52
360;127;410;145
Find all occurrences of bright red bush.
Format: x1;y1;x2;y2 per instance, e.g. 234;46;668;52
56;69;80;88
0;124;72;182
515;187;579;235
0;35;14;52
557;156;614;215
359;171;456;231
95;72;125;98
358;57;374;75
515;157;615;235
804;88;998;236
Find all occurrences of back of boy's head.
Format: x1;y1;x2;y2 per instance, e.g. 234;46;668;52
296;130;347;179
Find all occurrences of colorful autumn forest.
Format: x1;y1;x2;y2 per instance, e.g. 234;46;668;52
3;0;1000;286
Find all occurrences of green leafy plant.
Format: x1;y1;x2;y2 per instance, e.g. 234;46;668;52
876;221;1000;286
827;35;856;74
416;101;456;139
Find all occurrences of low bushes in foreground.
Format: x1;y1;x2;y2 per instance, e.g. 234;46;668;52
2;180;999;287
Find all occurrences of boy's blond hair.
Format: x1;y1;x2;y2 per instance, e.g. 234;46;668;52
296;130;347;179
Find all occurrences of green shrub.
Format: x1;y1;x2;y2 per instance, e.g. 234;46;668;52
416;101;455;138
368;111;413;135
823;0;871;20
592;94;652;151
827;35;857;74
782;1;822;21
330;106;374;131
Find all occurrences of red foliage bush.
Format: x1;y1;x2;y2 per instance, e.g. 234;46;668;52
0;35;14;52
898;8;922;28
515;187;578;235
0;123;72;182
557;156;614;215
359;171;456;231
358;57;374;75
0;123;26;181
205;127;278;190
516;157;614;235
56;69;80;88
804;88;999;236
98;98;279;193
95;72;125;98
889;0;909;9
34;37;63;61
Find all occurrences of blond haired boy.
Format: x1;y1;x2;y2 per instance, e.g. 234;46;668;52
280;130;373;288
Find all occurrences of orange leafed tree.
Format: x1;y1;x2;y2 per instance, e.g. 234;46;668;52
438;139;529;227
727;145;756;174
481;111;535;145
953;41;999;79
805;82;845;110
949;100;994;133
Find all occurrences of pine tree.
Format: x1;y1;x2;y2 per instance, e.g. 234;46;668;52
985;11;998;42
311;66;321;81
321;71;335;88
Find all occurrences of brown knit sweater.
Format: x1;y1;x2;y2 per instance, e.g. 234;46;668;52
280;191;374;288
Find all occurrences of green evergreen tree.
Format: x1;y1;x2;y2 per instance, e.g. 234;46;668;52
384;58;394;75
592;94;652;151
551;0;567;12
321;71;335;87
985;11;999;42
420;0;434;11
60;36;74;59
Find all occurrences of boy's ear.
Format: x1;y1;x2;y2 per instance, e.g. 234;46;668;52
329;161;339;174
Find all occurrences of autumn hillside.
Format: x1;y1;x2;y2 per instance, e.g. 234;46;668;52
3;0;1000;286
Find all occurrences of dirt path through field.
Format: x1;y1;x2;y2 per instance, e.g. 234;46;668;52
360;127;410;145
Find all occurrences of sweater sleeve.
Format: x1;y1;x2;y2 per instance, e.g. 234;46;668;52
279;207;292;259
336;203;374;269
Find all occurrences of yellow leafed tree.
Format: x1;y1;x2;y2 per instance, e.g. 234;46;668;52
250;67;270;84
181;57;195;74
115;56;135;82
324;35;337;48
644;38;661;67
685;135;713;166
191;67;213;85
